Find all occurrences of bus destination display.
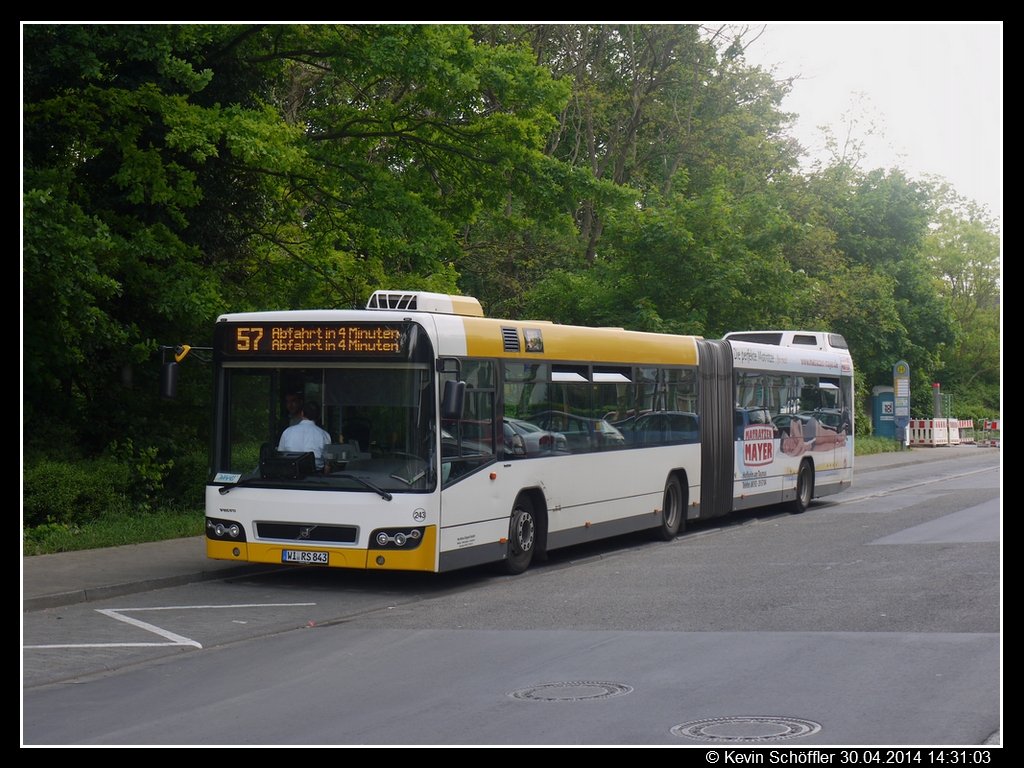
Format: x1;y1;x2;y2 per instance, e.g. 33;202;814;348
223;323;407;356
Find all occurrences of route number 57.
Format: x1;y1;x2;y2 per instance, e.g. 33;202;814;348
236;327;265;351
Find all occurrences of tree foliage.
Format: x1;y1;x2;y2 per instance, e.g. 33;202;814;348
520;24;799;262
23;24;574;453
23;24;285;448
923;188;1001;415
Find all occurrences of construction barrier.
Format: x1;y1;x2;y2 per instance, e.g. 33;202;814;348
908;418;949;446
951;420;961;445
979;420;1000;448
909;418;998;447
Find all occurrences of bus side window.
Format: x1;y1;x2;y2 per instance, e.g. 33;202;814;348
441;360;497;486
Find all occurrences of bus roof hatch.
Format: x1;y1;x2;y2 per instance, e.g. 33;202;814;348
366;291;484;317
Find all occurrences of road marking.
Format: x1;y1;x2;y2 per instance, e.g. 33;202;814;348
24;602;316;650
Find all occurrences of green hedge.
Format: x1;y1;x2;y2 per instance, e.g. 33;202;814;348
23;458;131;527
163;449;208;508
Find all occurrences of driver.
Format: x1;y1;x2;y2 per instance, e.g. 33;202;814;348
278;401;331;469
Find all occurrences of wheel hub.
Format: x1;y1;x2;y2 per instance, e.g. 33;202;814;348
515;514;534;552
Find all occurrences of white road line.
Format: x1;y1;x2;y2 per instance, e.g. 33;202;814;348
100;603;316;612
93;608;203;647
26;642;194;649
24;602;317;650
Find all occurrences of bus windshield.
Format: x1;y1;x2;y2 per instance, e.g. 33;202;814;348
213;363;436;493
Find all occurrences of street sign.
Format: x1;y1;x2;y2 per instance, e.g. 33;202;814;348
893;361;910;429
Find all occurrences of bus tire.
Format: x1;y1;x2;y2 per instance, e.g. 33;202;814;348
791;460;813;514
657;475;684;540
502;497;536;574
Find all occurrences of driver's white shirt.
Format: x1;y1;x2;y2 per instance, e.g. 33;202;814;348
278;419;331;467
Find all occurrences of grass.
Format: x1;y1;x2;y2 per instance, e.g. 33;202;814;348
854;435;908;455
23;505;204;556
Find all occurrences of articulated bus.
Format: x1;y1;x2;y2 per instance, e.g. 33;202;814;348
206;291;853;574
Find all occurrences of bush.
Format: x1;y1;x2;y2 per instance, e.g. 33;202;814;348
23;458;131;527
164;448;208;508
108;439;174;507
855;435;905;455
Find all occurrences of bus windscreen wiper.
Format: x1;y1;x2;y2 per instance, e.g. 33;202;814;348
219;474;392;500
335;474;393;501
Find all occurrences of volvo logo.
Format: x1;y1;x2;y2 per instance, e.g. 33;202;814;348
299;526;316;539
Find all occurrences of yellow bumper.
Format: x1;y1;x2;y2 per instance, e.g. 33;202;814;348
206;526;437;572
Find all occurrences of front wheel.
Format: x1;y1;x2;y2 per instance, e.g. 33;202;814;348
502;497;536;574
791;460;813;513
657;476;684;540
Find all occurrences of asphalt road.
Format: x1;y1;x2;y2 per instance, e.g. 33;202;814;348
22;445;1001;746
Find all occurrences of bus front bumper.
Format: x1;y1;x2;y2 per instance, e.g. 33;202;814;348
206;526;437;572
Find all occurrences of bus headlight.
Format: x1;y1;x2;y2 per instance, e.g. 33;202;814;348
206;517;247;542
370;527;425;550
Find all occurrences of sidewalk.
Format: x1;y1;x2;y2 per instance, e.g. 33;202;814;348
22;444;996;612
22;536;277;612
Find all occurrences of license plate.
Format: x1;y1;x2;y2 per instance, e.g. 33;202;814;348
282;549;329;565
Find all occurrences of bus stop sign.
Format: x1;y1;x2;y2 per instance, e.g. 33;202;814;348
893;361;910;430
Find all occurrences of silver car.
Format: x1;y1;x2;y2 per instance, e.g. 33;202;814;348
504;418;569;457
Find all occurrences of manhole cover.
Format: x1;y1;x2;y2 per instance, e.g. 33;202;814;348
671;716;822;742
507;681;633;702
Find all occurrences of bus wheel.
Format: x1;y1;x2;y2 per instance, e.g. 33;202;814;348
503;497;536;574
657;476;684;540
792;461;813;513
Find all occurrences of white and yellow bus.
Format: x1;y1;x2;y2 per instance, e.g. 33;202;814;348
206;291;854;573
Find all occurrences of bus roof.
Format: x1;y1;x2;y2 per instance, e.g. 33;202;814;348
217;292;853;372
724;330;849;352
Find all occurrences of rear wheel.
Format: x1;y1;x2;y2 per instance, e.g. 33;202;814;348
791;460;813;513
657;476;684;540
502;497;536;574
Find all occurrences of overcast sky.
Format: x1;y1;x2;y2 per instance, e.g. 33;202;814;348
743;23;1002;225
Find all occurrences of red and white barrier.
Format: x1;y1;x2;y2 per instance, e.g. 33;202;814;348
908;419;949;446
979;420;1000;447
909;418;998;447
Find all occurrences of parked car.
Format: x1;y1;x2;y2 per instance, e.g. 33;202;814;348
503;418;569;457
525;410;626;452
629;411;700;446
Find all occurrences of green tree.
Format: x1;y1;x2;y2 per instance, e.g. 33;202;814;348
266;25;573;304
526;175;809;337
781;164;954;401
23;24;579;457
923;190;1000;416
24;24;303;450
467;24;804;320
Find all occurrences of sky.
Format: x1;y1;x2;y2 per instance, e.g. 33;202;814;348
743;23;1002;225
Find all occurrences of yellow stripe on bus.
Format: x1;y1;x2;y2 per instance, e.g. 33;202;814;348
461;317;699;366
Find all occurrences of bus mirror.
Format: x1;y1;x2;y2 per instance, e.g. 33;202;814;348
160;362;179;401
159;344;211;401
441;380;466;420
